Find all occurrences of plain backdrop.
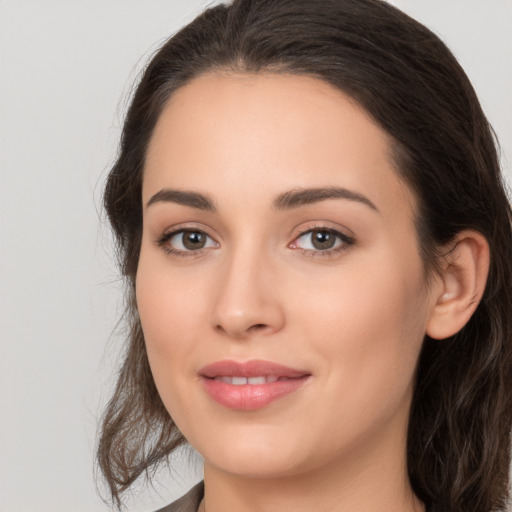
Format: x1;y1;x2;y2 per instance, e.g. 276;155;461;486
0;1;511;511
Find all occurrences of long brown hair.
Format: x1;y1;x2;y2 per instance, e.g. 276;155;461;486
98;1;512;510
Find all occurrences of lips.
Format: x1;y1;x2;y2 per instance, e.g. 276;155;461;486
199;360;311;411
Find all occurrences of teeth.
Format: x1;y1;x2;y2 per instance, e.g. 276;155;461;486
213;375;280;385
248;376;266;385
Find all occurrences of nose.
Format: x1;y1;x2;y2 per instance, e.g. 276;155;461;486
210;249;285;339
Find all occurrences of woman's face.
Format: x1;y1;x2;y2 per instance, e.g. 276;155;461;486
137;72;439;479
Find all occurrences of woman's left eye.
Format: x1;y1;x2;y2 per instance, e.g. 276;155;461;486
290;228;354;254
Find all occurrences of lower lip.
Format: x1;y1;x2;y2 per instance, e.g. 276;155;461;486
201;377;310;411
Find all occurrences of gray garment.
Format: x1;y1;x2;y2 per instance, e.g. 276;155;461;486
155;482;204;512
155;481;443;512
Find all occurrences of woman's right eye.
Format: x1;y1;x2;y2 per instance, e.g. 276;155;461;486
158;229;219;255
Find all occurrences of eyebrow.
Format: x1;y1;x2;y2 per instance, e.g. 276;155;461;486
146;186;378;213
273;187;378;212
146;189;216;211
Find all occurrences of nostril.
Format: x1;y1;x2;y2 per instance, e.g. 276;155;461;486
214;322;271;338
250;323;268;331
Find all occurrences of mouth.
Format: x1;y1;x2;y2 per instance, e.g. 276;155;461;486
199;360;311;411
212;375;292;385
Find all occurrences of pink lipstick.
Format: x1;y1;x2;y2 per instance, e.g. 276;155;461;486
199;360;311;411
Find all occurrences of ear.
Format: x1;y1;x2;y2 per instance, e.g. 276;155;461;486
426;230;490;340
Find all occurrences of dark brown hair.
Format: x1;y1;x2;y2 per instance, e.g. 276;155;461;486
98;1;512;510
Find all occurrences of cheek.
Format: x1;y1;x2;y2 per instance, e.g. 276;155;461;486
135;252;211;433
135;248;207;387
136;241;211;337
289;252;429;408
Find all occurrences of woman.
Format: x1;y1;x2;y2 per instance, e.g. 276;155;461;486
97;0;512;511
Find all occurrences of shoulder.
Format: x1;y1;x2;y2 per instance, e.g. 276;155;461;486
154;481;204;512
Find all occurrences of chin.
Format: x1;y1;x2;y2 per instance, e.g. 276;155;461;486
190;424;312;478
206;451;308;479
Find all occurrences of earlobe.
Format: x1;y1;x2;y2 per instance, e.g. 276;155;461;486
426;230;490;340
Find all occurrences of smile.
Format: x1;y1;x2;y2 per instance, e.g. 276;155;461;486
199;360;311;411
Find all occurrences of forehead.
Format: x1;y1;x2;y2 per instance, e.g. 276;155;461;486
143;71;415;217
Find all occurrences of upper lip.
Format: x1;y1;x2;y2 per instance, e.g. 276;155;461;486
199;359;310;379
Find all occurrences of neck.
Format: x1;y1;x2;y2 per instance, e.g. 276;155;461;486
202;464;423;512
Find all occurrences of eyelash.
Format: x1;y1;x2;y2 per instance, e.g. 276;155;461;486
156;228;218;258
290;227;355;258
156;225;355;259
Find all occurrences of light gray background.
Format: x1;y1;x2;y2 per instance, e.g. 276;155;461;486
0;1;511;511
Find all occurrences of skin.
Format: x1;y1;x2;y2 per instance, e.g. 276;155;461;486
136;72;448;512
